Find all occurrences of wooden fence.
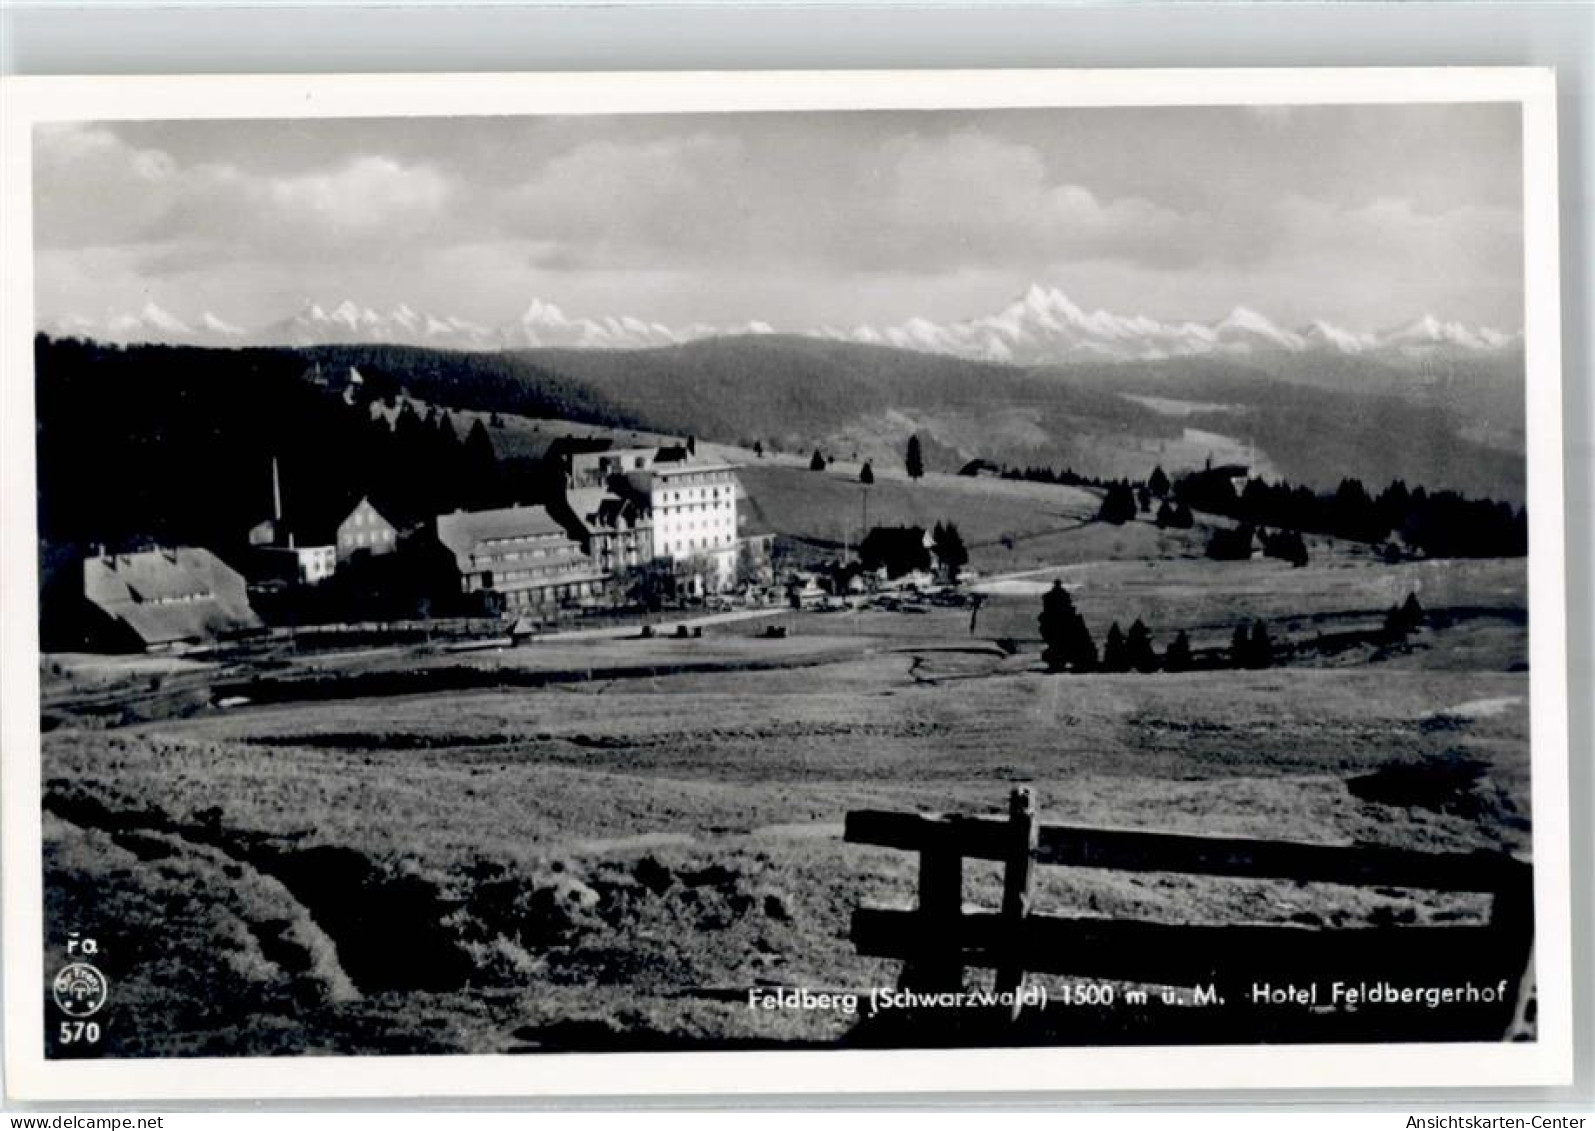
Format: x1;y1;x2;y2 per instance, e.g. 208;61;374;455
845;788;1535;1037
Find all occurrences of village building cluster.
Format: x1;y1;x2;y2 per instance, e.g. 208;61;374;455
68;438;771;651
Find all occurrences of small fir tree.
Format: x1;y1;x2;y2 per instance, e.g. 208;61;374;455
1125;618;1158;673
905;434;925;480
1164;629;1193;672
1101;622;1130;672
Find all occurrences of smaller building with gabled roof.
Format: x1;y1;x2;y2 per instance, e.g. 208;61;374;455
336;496;399;562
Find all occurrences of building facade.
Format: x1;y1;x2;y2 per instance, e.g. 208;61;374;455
559;487;654;578
567;446;660;491
253;542;338;586
435;505;607;613
625;457;741;592
336;496;398;562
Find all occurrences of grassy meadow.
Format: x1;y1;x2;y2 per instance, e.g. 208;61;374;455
39;531;1530;1055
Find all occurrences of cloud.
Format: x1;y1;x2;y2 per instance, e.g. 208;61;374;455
1270;193;1522;303
265;156;451;235
479;128;1215;277
33;124;177;248
489;134;747;266
870;131;1222;271
35;123;454;265
31;110;1524;331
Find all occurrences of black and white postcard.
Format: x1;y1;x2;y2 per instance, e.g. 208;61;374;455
0;68;1573;1100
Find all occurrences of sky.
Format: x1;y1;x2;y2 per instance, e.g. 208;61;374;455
31;103;1524;332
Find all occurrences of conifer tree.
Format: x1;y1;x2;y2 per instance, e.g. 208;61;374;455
463;417;498;507
1231;621;1252;668
1039;580;1097;673
906;434;925;480
1098;482;1138;525
1248;620;1273;669
1126;618;1158;673
932;521;969;582
1164;629;1193;673
1101;622;1130;672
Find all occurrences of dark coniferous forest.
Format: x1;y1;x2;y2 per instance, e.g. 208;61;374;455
33;336;632;557
35;334;1528;565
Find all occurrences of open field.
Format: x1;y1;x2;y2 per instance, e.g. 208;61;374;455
738;463;1228;572
40;547;1530;1055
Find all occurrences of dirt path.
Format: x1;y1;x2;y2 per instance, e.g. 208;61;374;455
521;606;792;644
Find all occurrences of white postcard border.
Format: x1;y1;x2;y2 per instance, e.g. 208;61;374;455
0;66;1572;1101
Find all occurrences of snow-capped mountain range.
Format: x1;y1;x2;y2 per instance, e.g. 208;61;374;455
40;285;1521;365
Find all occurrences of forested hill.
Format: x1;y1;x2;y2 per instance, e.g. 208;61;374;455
513;334;1138;443
33;336;583;553
33;331;1525;554
307;333;1522;501
283;332;1164;452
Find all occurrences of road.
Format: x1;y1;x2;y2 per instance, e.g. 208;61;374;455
463;604;794;648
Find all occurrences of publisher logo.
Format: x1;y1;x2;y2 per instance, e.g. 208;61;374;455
52;963;108;1018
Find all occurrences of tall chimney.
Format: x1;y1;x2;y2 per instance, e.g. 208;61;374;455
271;456;283;523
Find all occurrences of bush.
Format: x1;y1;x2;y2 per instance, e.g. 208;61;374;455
1383;592;1425;639
1262;527;1309;567
1206;523;1256;561
1157;501;1195;529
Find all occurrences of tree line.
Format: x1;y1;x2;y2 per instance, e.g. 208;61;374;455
996;451;1525;560
34;336;532;558
1168;465;1526;559
1037;581;1429;674
857;521;968;580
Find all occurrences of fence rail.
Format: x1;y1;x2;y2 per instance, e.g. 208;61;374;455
843;807;1530;892
845;787;1534;1036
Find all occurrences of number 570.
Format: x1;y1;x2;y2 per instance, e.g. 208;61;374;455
59;1020;100;1044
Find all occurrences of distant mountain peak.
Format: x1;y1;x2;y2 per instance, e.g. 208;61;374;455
1301;319;1376;354
43;284;1523;365
1213;305;1306;351
137;300;193;334
517;297;570;325
200;312;245;337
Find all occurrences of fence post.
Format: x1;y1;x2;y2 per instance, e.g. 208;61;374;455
901;819;964;993
995;787;1039;1019
1491;871;1536;1040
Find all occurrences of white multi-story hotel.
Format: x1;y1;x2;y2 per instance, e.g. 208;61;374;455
561;440;752;594
627;454;741;592
580;443;733;590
